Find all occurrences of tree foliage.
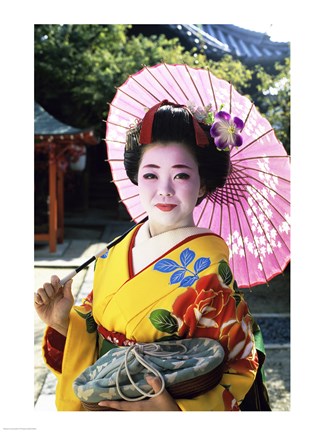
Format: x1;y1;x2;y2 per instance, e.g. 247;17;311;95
253;58;290;152
35;24;290;152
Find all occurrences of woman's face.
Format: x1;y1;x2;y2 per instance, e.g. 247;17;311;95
137;142;205;236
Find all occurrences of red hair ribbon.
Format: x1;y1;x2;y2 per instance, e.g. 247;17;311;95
139;100;209;147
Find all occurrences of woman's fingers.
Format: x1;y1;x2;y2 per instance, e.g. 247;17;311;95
34;287;51;306
43;282;55;298
35;275;62;306
35;286;51;305
50;275;62;290
34;292;43;305
145;375;163;394
97;376;168;411
62;279;73;299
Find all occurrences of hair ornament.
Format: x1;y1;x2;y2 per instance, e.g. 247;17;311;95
138;100;209;147
187;101;245;152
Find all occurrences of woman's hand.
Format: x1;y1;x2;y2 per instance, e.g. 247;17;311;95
98;375;181;411
34;275;74;336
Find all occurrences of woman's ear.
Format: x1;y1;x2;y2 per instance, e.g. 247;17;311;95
198;184;206;198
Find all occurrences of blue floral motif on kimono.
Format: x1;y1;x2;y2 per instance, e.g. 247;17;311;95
153;248;211;287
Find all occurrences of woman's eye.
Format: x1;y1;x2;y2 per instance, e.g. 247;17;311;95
175;173;190;180
143;173;157;179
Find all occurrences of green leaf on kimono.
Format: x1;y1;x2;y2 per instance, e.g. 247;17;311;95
74;308;97;333
155;334;182;342
149;309;178;334
218;259;233;286
74;308;91;319
99;339;117;357
85;314;97;333
233;280;242;306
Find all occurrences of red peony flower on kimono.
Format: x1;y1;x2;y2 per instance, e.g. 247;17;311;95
172;273;233;337
172;273;258;372
222;388;240;411
221;300;258;373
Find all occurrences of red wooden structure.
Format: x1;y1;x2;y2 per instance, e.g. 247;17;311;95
35;103;97;252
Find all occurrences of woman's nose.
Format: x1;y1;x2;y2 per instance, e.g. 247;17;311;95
159;191;173;196
158;179;174;197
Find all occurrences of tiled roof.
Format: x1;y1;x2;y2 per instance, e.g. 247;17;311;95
130;24;290;65
34;103;84;136
169;24;290;64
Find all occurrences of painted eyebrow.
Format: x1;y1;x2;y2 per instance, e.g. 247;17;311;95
142;164;193;169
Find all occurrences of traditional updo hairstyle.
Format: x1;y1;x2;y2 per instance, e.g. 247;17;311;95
124;102;230;205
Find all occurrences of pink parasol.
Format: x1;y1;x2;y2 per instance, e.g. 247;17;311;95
105;63;290;289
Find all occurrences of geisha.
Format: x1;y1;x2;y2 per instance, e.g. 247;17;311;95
34;101;266;411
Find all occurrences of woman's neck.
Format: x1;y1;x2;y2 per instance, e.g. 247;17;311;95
148;217;196;237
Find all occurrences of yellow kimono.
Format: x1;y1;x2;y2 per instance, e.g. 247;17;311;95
43;223;258;411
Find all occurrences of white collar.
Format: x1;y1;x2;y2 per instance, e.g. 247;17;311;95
132;221;211;274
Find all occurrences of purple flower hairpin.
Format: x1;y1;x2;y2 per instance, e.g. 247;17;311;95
210;111;244;151
187;102;244;152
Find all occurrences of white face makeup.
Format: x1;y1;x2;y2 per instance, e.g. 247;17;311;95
137;142;205;236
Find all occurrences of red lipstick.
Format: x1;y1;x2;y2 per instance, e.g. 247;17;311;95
155;204;177;212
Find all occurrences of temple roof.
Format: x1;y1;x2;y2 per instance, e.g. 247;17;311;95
34;102;85;136
130;24;290;65
34;102;97;146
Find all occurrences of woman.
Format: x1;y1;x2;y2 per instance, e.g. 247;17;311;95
34;101;260;411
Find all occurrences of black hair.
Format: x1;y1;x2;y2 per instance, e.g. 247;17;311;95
124;104;230;204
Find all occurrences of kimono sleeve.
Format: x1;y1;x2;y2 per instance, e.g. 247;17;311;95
41;291;98;411
42;327;66;373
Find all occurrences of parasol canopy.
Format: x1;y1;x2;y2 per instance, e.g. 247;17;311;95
105;63;290;288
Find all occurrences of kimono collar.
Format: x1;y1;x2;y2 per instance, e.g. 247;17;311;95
132;221;211;275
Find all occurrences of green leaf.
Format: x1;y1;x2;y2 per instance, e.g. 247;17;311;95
155;334;182;342
74;308;97;333
85;314;97;333
233;280;242;306
149;309;178;334
74;308;91;319
218;259;233;286
205;111;215;125
99;339;117;357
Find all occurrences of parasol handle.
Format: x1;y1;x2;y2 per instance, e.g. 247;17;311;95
59;247;107;286
59;217;148;286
